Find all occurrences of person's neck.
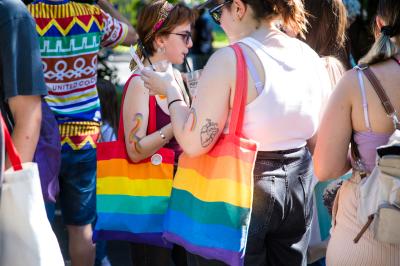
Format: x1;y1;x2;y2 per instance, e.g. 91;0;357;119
143;53;167;67
251;21;281;39
228;21;258;43
228;17;279;43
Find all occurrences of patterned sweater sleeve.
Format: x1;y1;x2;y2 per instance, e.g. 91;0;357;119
100;10;128;48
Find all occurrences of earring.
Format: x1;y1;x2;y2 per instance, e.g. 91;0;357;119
157;47;166;53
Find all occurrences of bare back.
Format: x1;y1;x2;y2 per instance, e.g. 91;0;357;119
351;56;400;133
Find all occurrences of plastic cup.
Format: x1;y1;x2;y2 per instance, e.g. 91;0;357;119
185;69;202;98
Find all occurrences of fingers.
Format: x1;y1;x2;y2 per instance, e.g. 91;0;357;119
141;75;149;85
141;73;152;91
143;80;151;90
141;69;150;81
141;68;151;76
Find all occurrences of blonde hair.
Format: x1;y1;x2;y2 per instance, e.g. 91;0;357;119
359;0;400;65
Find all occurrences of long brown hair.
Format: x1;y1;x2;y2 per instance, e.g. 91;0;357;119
359;0;400;65
242;0;307;38
130;0;195;70
303;0;347;58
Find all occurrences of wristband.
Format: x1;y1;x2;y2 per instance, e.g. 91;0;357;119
168;99;183;109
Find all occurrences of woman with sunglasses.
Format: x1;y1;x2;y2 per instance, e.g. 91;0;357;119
123;1;195;265
142;0;332;265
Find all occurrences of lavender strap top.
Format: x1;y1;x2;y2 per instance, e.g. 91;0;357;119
351;68;391;173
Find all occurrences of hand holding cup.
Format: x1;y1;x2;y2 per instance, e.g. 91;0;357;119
141;63;177;96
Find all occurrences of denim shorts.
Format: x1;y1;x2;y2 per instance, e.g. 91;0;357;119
59;149;97;225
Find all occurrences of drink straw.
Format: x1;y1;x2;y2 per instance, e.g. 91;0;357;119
137;40;156;71
129;45;144;70
184;57;192;72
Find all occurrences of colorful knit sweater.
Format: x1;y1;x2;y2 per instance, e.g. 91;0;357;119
28;0;127;151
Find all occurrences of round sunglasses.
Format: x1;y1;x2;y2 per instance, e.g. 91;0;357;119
209;0;233;25
169;31;192;45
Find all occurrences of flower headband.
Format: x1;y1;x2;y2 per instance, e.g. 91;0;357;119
144;1;174;42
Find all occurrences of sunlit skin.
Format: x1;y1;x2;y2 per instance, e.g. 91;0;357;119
128;113;143;153
189;108;197;131
123;15;193;163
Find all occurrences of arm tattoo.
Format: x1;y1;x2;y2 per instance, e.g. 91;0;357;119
200;119;219;148
189;108;197;131
128;113;143;153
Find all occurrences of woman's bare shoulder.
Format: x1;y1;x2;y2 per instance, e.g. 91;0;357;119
207;46;236;65
125;73;147;99
334;68;360;95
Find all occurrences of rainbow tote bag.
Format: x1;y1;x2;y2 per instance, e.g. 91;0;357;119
94;74;174;248
163;44;258;265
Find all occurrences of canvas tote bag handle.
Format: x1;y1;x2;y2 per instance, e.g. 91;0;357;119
229;43;248;137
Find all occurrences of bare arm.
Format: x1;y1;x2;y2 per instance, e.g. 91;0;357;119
123;77;173;163
7;95;42;164
143;47;235;157
120;26;138;46
307;134;318;155
313;71;355;181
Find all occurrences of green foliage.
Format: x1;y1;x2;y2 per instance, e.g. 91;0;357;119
110;0;186;26
109;0;142;26
213;30;228;48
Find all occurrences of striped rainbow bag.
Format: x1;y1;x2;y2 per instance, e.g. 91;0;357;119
94;74;174;248
163;44;258;265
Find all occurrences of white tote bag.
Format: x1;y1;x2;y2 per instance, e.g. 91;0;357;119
0;116;64;266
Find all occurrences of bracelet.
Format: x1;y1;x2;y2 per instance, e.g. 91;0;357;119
168;99;183;109
159;130;167;142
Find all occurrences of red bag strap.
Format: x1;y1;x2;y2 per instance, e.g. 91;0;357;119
147;96;157;134
117;74;157;140
1;115;22;170
229;43;248;137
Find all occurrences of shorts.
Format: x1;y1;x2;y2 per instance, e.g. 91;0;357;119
59;148;97;225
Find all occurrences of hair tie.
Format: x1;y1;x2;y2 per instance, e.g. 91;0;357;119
381;26;395;37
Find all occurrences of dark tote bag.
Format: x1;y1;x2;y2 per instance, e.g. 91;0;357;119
33;99;61;202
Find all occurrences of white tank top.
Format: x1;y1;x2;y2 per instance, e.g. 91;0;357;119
227;37;331;151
